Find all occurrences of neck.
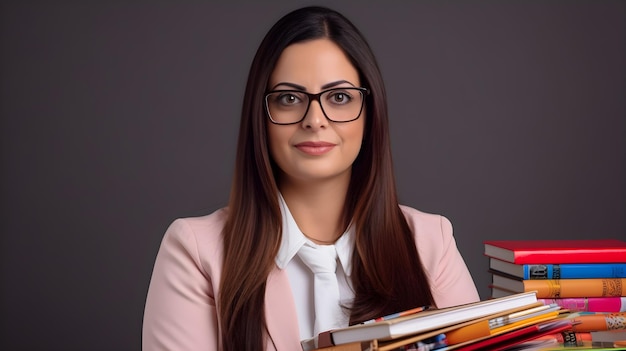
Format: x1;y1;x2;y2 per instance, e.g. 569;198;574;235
302;232;340;245
279;174;350;245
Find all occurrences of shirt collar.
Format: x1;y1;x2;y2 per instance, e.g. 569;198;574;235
275;194;354;276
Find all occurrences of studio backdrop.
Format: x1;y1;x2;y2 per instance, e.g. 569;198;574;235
1;1;624;350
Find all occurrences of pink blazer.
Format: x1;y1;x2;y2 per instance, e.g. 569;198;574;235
142;205;479;350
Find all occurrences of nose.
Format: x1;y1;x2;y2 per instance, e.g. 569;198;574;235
301;99;328;130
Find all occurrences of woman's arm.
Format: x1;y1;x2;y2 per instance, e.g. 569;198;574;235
428;215;480;308
142;219;220;351
401;205;480;308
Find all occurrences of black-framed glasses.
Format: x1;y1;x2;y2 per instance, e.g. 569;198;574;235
264;87;369;125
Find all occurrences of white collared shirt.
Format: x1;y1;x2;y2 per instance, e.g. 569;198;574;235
274;194;355;340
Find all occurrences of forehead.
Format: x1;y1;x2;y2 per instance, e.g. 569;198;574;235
269;38;360;90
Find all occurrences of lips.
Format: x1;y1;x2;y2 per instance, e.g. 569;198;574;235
294;141;336;155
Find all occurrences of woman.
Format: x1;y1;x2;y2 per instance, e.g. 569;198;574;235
142;6;478;350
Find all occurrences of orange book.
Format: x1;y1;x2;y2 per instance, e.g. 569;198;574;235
526;279;626;298
445;304;560;344
492;275;626;298
567;312;626;332
313;342;370;351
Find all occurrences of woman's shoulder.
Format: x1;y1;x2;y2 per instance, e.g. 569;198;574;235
168;207;229;235
163;208;229;254
398;204;453;243
399;205;451;229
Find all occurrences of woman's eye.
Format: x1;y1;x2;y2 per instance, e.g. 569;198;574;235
329;91;352;104
278;93;302;105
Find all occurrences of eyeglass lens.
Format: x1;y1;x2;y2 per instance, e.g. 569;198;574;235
265;88;365;124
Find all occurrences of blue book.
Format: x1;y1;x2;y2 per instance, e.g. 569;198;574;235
489;257;626;279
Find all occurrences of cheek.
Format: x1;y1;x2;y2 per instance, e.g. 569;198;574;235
344;120;365;152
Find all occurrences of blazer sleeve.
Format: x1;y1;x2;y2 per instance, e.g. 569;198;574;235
427;215;480;308
401;206;480;308
142;218;220;351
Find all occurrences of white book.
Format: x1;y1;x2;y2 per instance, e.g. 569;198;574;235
308;291;538;348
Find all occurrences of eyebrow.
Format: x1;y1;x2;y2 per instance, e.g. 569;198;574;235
270;80;356;91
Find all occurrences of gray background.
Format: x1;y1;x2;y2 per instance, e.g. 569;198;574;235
1;1;624;350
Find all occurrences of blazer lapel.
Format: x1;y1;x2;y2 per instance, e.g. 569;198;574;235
265;266;302;350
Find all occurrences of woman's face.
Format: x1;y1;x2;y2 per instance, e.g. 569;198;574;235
266;38;365;185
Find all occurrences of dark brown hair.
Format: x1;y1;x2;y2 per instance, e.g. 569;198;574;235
218;6;434;350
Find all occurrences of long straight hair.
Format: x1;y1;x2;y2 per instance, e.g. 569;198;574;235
218;6;434;350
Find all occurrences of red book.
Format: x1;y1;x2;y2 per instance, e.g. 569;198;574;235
484;239;626;264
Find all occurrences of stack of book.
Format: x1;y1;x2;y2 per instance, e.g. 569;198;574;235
303;291;577;350
301;240;626;350
484;239;626;348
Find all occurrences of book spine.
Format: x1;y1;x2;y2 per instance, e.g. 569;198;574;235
538;330;626;345
570;312;626;332
523;264;626;279
535;330;592;347
538;297;626;312
524;278;626;298
513;250;626;264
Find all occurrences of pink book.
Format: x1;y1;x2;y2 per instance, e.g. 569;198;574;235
538;297;626;312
